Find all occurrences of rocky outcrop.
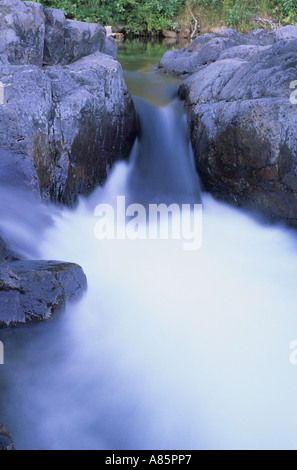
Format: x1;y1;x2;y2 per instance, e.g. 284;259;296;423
0;235;87;328
0;424;15;450
0;0;136;204
161;26;297;225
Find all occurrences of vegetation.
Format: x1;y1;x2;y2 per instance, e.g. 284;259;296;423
34;0;186;35
28;0;297;35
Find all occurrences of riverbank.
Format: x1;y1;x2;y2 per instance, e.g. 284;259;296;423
26;0;297;38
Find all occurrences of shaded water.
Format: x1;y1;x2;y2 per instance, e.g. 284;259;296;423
1;41;297;450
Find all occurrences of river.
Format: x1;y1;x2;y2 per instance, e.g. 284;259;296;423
1;40;297;450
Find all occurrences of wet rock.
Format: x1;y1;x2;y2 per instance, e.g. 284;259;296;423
0;425;15;450
44;52;136;205
178;36;297;225
0;259;87;328
0;0;137;205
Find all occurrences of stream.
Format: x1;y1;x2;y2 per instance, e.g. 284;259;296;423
1;40;297;451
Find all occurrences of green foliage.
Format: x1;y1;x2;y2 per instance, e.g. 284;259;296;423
274;0;297;22
24;0;297;34
28;0;186;35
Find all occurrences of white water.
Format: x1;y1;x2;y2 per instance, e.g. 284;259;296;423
1;68;297;451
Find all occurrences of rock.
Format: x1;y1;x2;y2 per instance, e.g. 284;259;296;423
63;20;107;63
179;38;297;225
209;26;228;34
0;0;137;205
0;64;53;199
272;25;297;40
0;259;87;328
162;30;177;38
0;0;45;66
44;8;117;65
114;22;126;34
105;26;113;36
112;33;124;42
179;29;190;38
0;425;15;450
160;34;243;75
44;52;136;205
243;28;275;46
43;8;66;66
218;44;271;61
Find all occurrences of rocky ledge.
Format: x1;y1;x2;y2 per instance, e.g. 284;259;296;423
0;0;137;205
0;424;15;450
160;26;297;226
0;236;87;328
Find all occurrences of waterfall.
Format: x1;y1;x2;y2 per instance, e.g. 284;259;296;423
1;45;297;451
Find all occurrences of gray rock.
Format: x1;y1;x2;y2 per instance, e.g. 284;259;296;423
180;39;297;225
101;35;117;59
0;53;136;205
43;8;66;66
0;64;53;199
219;44;271;61
160;35;243;75
44;52;136;205
63;19;106;64
272;25;297;40
0;259;87;328
0;1;136;205
0;0;45;66
243;28;275;46
0;424;15;450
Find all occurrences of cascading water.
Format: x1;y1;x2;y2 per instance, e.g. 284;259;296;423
1;42;297;450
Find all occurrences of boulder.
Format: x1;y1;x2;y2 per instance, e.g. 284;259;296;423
162;30;177;38
0;0;137;205
0;0;45;66
272;25;297;40
243;28;275;46
179;38;297;225
0;258;87;328
44;52;136;205
160;34;244;75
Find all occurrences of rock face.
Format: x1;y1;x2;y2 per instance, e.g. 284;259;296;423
0;0;45;66
161;26;297;225
0;0;136;204
0;236;87;328
0;424;15;450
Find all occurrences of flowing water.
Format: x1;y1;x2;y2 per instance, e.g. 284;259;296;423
1;41;297;450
